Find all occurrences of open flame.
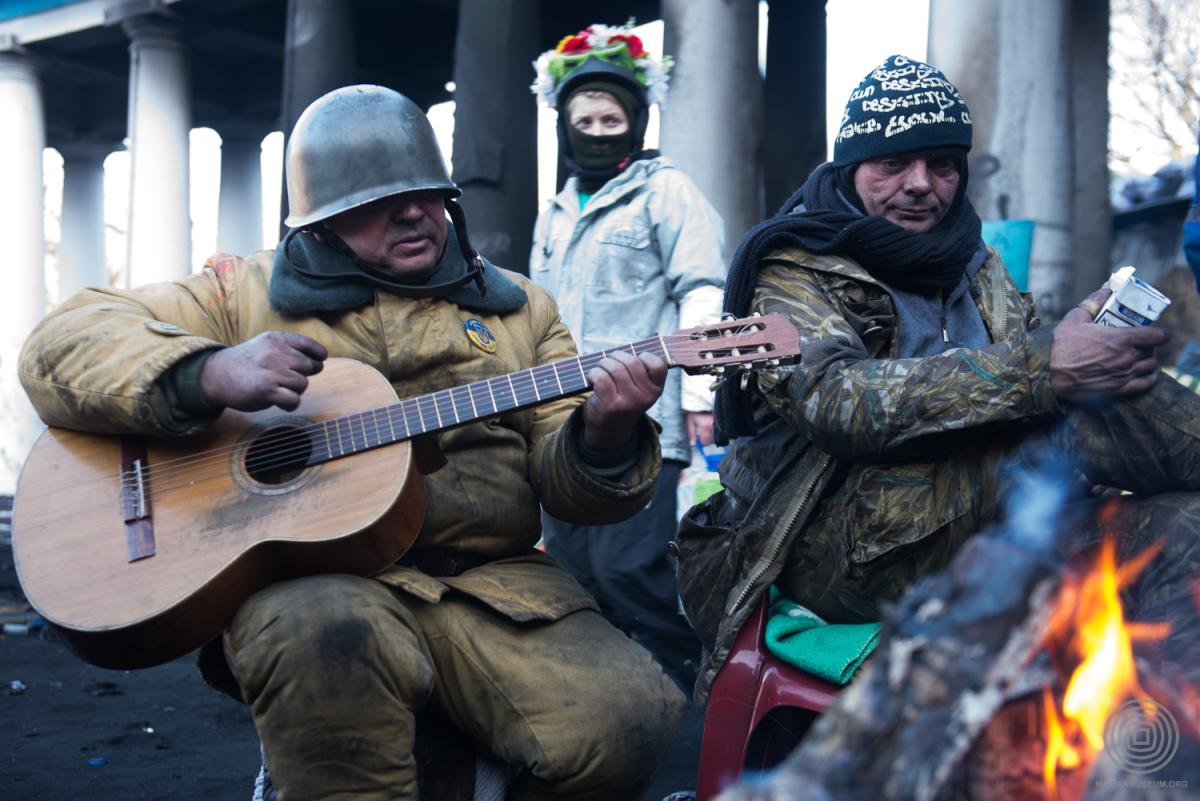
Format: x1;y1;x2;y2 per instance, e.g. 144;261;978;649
1041;535;1170;799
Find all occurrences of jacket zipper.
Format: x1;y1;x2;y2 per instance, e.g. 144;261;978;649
991;261;1007;342
941;289;950;344
726;453;833;614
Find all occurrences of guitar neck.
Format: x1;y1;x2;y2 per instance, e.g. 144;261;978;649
305;336;671;465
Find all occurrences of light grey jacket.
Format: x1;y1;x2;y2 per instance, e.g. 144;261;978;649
530;156;726;463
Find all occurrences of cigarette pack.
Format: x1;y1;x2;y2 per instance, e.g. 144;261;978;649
1094;267;1170;328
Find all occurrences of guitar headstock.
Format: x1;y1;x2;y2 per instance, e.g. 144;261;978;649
663;314;801;375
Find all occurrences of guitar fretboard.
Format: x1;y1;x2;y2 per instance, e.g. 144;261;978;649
305;336;668;465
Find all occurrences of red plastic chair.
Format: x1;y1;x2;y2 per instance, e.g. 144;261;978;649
694;596;842;801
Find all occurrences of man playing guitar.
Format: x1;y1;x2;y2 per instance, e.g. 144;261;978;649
18;85;685;801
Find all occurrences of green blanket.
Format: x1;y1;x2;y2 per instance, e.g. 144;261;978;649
764;587;880;686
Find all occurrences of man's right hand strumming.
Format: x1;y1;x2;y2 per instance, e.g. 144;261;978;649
200;331;327;412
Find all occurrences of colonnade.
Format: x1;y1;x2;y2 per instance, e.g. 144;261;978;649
0;11;274;492
0;54;46;493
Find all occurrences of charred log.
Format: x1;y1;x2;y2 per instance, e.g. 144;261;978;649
714;528;1062;801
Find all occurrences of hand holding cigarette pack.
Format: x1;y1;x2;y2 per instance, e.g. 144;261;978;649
1094;266;1171;328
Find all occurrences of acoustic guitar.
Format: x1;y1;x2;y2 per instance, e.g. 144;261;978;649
13;314;799;670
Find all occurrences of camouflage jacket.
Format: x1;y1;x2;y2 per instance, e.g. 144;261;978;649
675;244;1059;705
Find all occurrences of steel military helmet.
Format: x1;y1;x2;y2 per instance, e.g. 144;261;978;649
284;84;459;228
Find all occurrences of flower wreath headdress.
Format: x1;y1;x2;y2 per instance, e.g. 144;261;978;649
531;21;674;109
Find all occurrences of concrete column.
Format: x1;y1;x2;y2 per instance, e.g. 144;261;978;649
217;131;264;256
451;0;539;272
123;17;191;286
57;140;112;300
279;0;356;231
764;0;826;212
661;0;763;261
1070;0;1111;299
985;0;1075;319
0;54;47;494
927;0;1002;214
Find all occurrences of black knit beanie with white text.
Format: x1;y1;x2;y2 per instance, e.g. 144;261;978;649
832;54;972;167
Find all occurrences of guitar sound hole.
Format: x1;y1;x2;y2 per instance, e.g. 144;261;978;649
244;426;313;485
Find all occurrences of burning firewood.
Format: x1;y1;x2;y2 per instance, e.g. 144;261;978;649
714;479;1068;801
714;473;1200;801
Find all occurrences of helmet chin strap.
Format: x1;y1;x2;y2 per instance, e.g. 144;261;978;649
285;198;487;300
444;198;487;295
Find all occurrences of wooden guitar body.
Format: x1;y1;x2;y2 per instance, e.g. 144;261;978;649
12;359;424;669
12;314;802;670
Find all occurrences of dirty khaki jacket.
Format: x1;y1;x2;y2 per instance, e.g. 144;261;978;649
676;245;1057;704
19;251;660;623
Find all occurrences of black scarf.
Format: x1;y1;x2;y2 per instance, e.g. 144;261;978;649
715;162;982;440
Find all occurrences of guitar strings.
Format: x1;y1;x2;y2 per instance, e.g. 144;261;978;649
125;327;778;495
22;326;776;504
126;341;656;494
24;338;639;500
121;326;777;495
125;363;580;497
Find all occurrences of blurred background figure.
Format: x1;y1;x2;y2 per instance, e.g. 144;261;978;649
528;22;726;798
1185;128;1200;287
529;21;724;697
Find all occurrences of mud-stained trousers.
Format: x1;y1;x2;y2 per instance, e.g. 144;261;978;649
224;574;685;801
542;462;701;692
780;373;1200;662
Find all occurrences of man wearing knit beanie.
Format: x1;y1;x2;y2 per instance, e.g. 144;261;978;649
676;54;1200;710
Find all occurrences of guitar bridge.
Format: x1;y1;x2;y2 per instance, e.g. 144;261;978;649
120;437;157;562
124;458;148;521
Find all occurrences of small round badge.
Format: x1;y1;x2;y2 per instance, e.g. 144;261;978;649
464;318;497;353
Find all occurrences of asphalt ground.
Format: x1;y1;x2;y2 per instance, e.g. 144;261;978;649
0;540;699;801
0;540;261;801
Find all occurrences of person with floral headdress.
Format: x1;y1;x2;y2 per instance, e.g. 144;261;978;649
529;22;726;700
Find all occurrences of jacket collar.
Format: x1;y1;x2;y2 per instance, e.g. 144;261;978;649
762;245;877;286
551;156;669;218
270;224;526;315
765;243;991;294
768;244;1023;348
